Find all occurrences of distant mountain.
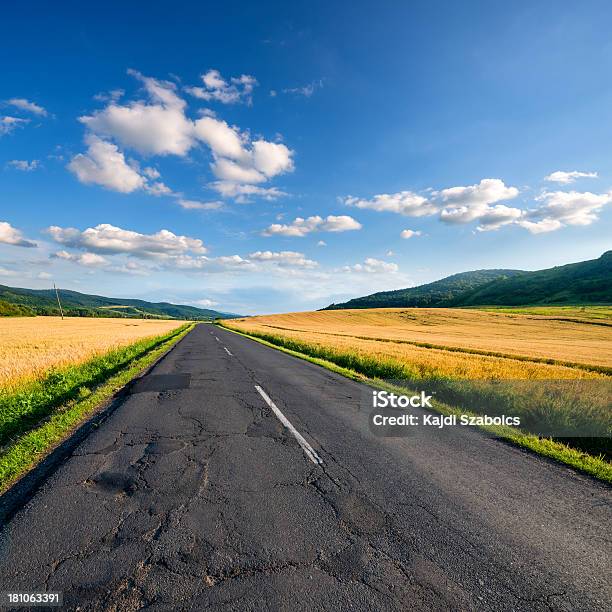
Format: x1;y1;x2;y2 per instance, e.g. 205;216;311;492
325;269;523;310
0;285;240;320
324;251;612;310
450;250;612;307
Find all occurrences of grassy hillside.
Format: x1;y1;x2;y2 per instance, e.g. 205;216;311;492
0;284;240;320
451;251;612;306
325;269;523;309
326;251;612;310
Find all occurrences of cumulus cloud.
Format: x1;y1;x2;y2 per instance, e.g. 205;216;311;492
210;182;287;203
185;69;257;105
344;191;437;217
263;215;362;237
52;250;109;267
0;221;37;247
177;199;223;210
162;254;254;273
400;229;422;239
46;223;206;258
8;159;38;171
194;116;249;160
251;140;294;177
518;190;612;233
475;205;523;232
68;135;146;193
75;70;293;201
248;250;318;268
438;178;520;225
516;219;563;234
80;71;193;156
0;116;29;135
144;181;174;196
211;158;266;183
6;98;48;116
544;170;598;184
342;258;398;274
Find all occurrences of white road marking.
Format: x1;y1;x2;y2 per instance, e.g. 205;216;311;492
255;385;323;465
214;336;221;342
224;346;233;356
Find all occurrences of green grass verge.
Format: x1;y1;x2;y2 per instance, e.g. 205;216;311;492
219;323;612;484
0;323;195;493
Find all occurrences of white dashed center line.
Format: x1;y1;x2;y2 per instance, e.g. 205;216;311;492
224;346;233;356
255;385;323;465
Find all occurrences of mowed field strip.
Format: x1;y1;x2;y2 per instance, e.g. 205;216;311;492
224;308;612;376
0;317;187;389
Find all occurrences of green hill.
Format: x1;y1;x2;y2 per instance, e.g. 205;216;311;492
325;251;612;310
325;269;523;309
450;250;612;306
0;285;240;320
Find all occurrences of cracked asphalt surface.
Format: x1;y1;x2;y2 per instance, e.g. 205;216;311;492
0;324;610;611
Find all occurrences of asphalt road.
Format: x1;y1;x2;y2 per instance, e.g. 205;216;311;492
0;324;610;611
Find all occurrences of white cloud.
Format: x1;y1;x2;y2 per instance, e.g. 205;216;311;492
344;191;438;217
193;298;219;307
177;199;223;210
516;219;563;234
93;89;124;103
252;140;294;177
80;71;194;156
439;178;519;224
400;229;422;239
0;221;37;247
544;170;598;184
46;223;207;258
144;181;173;196
317;240;327;247
476;205;523;232
263;215;362;237
211;158;266;183
76;70;293;201
210;182;287;202
282;80;323;97
52;250;109;267
68;135;146;193
8;159;39;171
163;254;254;273
6;98;48;116
248;250;318;268
342;258;398;274
143;166;160;179
194;116;249;161
185;69;257;105
0;116;29;135
0;266;18;277
518;190;612;233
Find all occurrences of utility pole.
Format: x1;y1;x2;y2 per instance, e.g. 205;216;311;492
53;282;64;320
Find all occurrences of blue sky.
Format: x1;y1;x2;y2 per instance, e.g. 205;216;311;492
1;1;611;314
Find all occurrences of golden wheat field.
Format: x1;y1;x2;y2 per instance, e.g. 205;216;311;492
0;317;186;389
225;308;612;380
